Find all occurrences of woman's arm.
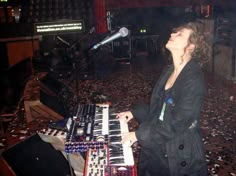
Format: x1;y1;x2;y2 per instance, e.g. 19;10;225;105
135;75;206;149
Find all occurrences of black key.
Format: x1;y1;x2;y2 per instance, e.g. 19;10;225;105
110;136;122;141
110;153;123;157
109;130;121;135
109;115;117;120
109;125;120;130
109;158;125;164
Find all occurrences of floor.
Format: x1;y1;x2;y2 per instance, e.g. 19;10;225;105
0;54;236;176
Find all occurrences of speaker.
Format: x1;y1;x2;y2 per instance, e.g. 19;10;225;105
40;90;67;117
24;89;66;123
40;73;74;102
1;57;32;107
39;73;75;116
40;73;65;96
112;35;131;60
0;42;8;70
23;74;67;123
1;134;72;176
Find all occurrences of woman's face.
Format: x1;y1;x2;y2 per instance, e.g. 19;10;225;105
165;28;193;52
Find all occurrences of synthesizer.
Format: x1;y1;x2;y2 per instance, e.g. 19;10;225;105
65;104;109;153
37;128;66;149
65;103;134;165
38;103;137;176
84;148;137;176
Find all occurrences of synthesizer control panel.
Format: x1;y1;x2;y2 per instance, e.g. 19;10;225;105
65;104;109;153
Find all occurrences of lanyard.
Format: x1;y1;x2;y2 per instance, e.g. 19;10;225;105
158;92;174;121
159;102;166;121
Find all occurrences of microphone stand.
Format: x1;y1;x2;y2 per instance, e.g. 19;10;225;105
72;49;82;104
72;53;79;103
68;15;111;104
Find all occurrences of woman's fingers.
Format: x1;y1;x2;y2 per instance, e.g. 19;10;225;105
116;111;133;123
121;132;137;147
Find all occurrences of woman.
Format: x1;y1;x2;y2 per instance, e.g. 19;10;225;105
117;21;210;176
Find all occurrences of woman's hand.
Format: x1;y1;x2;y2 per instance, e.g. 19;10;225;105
116;111;133;123
121;132;137;147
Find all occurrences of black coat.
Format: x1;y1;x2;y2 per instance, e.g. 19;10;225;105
132;59;208;176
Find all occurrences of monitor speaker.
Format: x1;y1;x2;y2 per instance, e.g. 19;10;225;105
24;72;70;123
39;73;75;105
40;73;65;96
24;90;66;123
0;134;72;176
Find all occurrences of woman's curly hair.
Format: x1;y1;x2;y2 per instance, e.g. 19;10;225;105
175;21;212;67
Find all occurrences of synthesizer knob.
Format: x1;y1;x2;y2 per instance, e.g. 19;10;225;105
76;128;84;135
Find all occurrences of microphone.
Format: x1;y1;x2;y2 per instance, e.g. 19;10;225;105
91;27;129;50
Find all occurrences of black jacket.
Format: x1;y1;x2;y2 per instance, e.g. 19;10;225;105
132;59;208;176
